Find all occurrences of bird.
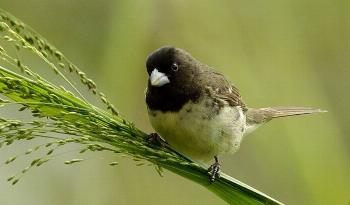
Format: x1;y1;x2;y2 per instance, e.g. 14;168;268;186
145;46;325;181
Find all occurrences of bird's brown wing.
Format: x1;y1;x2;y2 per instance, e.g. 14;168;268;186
201;70;246;109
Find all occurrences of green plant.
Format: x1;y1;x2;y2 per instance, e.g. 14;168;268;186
0;9;283;205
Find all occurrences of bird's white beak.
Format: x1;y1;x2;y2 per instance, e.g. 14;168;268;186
149;68;170;87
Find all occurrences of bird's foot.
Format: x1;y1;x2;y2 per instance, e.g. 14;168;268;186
147;133;165;147
207;156;221;182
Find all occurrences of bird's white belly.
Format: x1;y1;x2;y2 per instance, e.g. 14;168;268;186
148;100;246;163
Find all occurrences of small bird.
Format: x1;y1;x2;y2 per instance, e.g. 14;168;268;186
145;46;324;181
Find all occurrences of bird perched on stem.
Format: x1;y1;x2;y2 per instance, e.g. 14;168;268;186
145;46;325;181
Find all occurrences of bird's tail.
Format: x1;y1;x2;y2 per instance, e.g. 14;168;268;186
246;107;326;125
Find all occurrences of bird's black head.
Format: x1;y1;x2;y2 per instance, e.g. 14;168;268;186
146;46;197;87
145;46;201;112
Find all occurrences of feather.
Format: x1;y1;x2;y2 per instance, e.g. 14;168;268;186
246;107;327;125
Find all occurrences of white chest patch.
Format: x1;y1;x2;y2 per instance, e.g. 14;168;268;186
148;99;246;163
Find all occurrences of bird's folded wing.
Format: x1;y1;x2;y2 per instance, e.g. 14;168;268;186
202;71;246;108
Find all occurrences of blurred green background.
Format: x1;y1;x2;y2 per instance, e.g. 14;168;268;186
0;0;349;204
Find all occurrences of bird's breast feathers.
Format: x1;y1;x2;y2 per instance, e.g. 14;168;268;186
148;97;246;162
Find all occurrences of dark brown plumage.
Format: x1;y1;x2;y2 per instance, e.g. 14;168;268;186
146;46;245;112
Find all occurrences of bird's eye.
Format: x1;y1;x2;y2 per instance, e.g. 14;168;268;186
171;63;179;71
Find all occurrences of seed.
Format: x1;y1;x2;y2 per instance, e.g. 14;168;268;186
58;63;65;68
41;51;48;58
79;148;88;153
12;179;19;185
46;149;54;155
54;51;63;60
24;70;31;76
68;64;74;72
22;167;30;173
101;97;107;104
15;44;21;50
18;106;27;111
78;71;85;77
4;36;13;41
136;163;145;166
25;149;33;155
30;158;40;166
64;158;83;165
5;156;16;164
7;175;15;182
36;158;49;166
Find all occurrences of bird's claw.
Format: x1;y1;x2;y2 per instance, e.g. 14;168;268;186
208;157;221;182
147;133;165;147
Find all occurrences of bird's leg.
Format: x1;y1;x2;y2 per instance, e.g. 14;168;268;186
208;156;221;182
147;133;166;146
